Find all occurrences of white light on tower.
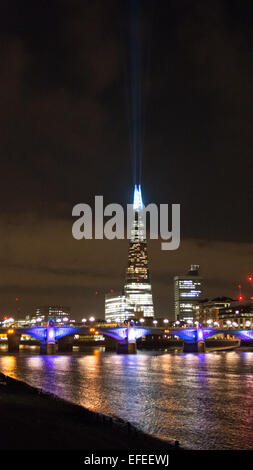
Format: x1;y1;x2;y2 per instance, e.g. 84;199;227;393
133;184;144;210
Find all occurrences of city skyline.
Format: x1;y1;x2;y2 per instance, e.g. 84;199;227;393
1;233;252;321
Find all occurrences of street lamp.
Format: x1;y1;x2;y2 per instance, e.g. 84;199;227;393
153;320;158;325
89;316;95;322
163;319;169;324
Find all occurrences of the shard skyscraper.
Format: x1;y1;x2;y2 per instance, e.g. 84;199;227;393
124;185;154;318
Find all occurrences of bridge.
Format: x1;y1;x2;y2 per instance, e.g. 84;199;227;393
1;321;253;354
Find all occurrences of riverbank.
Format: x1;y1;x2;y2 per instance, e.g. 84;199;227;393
0;372;177;450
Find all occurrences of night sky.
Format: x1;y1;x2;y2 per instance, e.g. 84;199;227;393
0;0;252;320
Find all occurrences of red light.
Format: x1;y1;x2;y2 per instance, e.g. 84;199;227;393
248;276;253;282
15;297;19;301
3;316;8;321
238;284;242;289
238;295;244;301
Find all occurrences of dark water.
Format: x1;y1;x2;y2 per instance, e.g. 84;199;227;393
0;347;253;450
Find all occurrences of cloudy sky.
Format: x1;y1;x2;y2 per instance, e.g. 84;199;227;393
0;0;252;319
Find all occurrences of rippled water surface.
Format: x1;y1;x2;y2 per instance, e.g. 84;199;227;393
0;348;253;450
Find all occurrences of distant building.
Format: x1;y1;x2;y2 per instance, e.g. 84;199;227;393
35;305;70;323
174;265;203;321
218;300;253;328
105;292;134;323
193;297;233;324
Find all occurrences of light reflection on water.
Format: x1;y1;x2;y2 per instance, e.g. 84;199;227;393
0;349;253;450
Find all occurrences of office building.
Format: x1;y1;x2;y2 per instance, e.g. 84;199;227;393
218;300;253;328
193;297;232;324
105;292;134;323
174;265;203;321
35;305;70;323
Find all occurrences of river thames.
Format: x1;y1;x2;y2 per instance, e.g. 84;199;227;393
0;348;253;450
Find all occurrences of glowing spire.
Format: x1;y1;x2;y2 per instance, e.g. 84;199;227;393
133;184;144;210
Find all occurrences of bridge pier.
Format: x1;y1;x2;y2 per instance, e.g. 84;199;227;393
40;341;57;354
40;320;57;354
7;333;21;353
116;321;137;354
183;341;206;353
117;340;137;354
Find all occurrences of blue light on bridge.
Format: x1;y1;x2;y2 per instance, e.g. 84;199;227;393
107;328;128;341
13;325;253;346
197;328;204;342
54;327;78;340
24;328;46;341
47;326;55;343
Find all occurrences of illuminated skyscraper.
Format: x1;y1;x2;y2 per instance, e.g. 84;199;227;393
124;185;154;318
105;292;134;323
174;265;203;321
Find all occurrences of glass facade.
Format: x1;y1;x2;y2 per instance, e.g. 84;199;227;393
105;293;134;322
174;266;203;321
124;185;154;318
